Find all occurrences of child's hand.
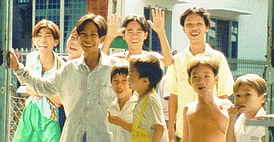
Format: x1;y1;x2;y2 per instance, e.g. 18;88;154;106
227;105;240;122
199;88;214;104
7;49;20;71
108;112;122;126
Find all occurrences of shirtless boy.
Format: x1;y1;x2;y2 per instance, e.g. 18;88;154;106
182;55;231;142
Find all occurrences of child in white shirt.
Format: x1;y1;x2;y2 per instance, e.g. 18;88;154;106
226;74;266;142
108;61;137;142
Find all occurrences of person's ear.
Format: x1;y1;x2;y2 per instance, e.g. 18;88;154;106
76;32;80;40
100;36;106;43
215;75;219;83
53;40;59;47
188;78;192;85
205;25;209;32
144;32;148;40
142;77;150;86
32;37;38;47
261;94;266;104
122;32;126;40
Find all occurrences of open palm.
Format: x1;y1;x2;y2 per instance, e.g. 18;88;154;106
148;8;165;33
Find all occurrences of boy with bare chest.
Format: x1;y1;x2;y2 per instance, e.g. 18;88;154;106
182;55;231;142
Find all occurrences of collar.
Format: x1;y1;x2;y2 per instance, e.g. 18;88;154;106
113;94;138;110
185;43;212;57
76;50;118;72
34;51;61;72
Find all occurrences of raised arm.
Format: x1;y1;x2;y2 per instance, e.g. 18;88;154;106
147;8;173;66
101;14;123;55
8;49;60;97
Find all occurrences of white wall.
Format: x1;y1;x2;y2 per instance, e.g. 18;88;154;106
238;0;268;60
122;0;144;18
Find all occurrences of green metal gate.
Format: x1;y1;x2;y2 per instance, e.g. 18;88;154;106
0;0;13;141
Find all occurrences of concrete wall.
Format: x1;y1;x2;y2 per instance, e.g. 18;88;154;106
237;0;268;60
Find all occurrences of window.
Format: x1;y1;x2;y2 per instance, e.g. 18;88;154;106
206;18;238;70
207;18;238;59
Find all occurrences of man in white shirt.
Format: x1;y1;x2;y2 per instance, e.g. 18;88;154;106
9;13;118;142
166;7;234;142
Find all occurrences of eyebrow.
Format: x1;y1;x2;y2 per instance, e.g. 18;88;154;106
127;28;143;31
38;32;52;35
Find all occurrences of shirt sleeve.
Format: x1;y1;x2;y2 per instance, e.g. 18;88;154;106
165;63;177;96
145;96;165;129
217;53;234;96
14;63;64;97
25;53;31;68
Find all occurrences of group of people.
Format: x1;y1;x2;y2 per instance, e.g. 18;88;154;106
8;6;267;142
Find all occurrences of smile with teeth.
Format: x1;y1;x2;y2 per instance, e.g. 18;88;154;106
38;45;48;48
131;41;139;44
83;43;93;47
191;32;199;36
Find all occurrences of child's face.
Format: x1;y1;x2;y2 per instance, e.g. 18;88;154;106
33;27;58;52
188;64;218;95
67;32;82;59
111;73;132;99
123;21;148;49
77;22;101;53
234;84;265;113
127;65;146;93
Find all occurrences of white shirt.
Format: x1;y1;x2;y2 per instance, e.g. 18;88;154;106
108;94;138;142
157;75;169;121
165;44;234;137
235;107;266;142
133;90;169;142
15;51;118;142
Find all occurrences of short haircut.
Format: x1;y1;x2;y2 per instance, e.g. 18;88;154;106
121;15;149;33
180;7;211;28
187;54;219;78
129;53;163;88
76;13;107;38
32;19;60;40
110;60;129;82
233;74;266;96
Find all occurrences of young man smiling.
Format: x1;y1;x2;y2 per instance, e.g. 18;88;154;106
9;13;118;142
